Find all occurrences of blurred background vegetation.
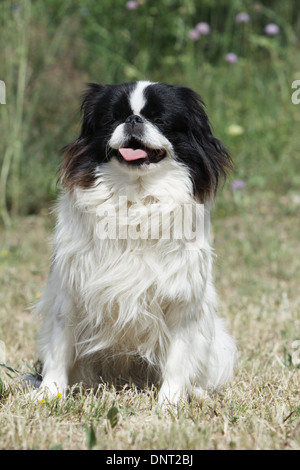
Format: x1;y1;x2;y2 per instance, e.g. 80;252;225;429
0;0;300;223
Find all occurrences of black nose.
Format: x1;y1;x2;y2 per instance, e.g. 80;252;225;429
125;114;144;125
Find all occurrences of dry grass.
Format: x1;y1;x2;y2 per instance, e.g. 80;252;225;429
0;190;299;450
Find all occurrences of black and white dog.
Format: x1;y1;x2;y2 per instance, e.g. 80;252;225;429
36;81;236;405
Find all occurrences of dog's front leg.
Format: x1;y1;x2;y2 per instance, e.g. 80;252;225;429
158;308;236;407
37;292;75;398
158;323;206;406
39;324;72;397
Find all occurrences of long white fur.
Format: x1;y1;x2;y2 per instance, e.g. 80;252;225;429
36;82;236;404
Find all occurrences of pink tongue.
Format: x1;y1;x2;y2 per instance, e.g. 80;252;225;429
119;148;148;161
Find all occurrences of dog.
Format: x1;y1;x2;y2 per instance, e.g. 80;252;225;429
35;81;236;405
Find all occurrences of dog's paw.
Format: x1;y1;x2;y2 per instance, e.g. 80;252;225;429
24;383;67;402
157;382;208;410
157;381;186;409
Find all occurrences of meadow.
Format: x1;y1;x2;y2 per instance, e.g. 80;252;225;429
0;0;299;450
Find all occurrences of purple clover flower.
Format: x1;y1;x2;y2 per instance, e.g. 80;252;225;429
195;22;210;35
235;12;250;23
126;1;139;10
225;52;238;64
264;23;280;35
231;179;246;190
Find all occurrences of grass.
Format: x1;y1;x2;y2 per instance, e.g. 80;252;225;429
0;192;299;450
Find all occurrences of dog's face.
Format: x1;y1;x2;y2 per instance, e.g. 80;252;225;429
60;81;231;201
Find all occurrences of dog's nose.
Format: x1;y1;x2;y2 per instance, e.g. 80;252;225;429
125;114;144;125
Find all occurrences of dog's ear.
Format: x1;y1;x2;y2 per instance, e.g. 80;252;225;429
58;83;106;189
180;87;232;201
80;83;107;137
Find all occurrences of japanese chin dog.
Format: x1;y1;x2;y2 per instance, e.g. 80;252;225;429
35;80;236;405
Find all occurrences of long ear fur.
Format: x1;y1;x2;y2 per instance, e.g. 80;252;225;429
57;83;106;189
80;83;106;137
180;87;232;201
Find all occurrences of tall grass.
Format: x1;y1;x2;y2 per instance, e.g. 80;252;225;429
0;0;87;222
0;0;300;222
0;1;30;224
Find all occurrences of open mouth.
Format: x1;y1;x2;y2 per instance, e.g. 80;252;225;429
115;139;166;166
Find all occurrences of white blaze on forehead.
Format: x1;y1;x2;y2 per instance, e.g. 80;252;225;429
129;81;153;115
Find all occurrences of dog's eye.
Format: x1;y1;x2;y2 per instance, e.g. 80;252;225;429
103;119;116;126
153;118;164;125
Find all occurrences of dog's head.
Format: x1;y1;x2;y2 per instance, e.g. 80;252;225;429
60;81;231;201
